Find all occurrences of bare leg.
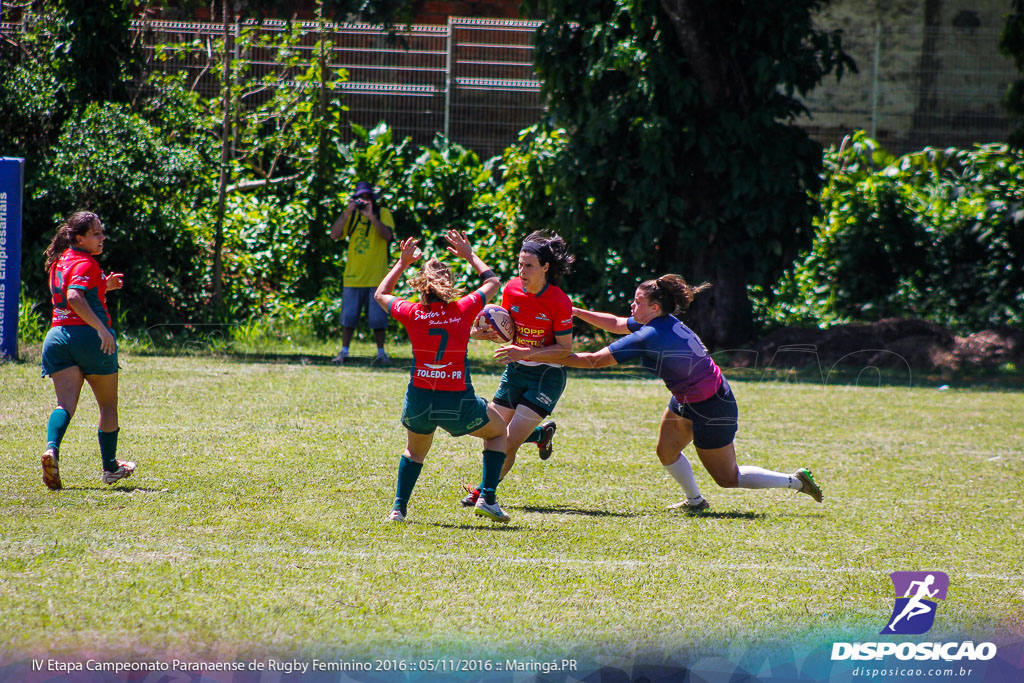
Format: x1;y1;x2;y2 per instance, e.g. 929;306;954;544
656;408;705;504
43;366;86;489
498;404;544;480
468;405;508;454
655;407;693;465
404;430;434;463
84;373;118;432
51;366;86;418
694;443;741;488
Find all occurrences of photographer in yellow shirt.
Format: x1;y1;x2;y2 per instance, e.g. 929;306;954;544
329;180;395;366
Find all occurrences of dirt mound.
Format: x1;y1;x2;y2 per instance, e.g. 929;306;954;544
731;318;1023;373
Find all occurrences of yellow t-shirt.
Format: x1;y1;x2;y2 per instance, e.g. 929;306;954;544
342;206;394;287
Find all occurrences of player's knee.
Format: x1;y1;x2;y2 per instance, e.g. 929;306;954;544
711;468;739;488
655;447;678;465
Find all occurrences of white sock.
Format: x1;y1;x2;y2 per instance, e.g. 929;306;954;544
664;454;703;501
736;466;800;490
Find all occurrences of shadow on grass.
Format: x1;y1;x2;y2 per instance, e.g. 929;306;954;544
670;510;766;520
517;505;637;518
428;522;522;531
54;486;168;494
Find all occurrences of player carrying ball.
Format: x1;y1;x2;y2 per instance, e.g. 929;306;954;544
511;274;823;511
463;231;575;507
374;230;511;523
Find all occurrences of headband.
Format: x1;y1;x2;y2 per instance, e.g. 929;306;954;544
520;241;552;264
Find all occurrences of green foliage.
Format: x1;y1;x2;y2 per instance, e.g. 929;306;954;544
30;103;210;327
1000;0;1024;147
516;0;854;345
50;0;138;104
17;283;48;346
216;122;521;328
759;132;1024;331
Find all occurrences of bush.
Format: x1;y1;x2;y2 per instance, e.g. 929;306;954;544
758;132;1024;332
29;102;210;328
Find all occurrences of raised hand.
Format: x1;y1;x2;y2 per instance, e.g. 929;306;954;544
399;237;422;266
444;229;473;260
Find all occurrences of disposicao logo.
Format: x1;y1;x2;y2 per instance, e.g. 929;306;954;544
831;571;998;663
882;571;948;635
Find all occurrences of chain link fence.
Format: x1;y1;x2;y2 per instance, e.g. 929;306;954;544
2;16;1017;157
801;23;1014;154
125;17;543;160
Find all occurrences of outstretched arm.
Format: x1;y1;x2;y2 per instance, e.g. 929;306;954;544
530;345;618;369
573;306;630;335
444;229;500;303
374;237;421;310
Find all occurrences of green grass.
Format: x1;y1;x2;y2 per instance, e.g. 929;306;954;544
1;340;1022;666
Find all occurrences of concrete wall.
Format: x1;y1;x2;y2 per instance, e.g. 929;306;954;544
803;0;1015;152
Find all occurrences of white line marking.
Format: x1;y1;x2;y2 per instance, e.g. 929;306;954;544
318;550;1024;582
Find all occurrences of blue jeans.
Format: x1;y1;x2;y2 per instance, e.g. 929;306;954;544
341;287;388;330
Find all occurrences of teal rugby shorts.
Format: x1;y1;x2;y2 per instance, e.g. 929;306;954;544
401;384;491;437
41;325;119;377
492;361;567;418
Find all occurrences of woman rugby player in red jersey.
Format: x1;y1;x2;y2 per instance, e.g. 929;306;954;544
535;274;823;511
374;230;512;523
462;231;576;508
39;211;136;489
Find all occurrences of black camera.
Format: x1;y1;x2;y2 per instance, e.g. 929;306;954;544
355;199;369;209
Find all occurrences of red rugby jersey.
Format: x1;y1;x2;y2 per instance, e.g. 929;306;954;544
500;277;573;365
389;290;485;391
49;248;111;328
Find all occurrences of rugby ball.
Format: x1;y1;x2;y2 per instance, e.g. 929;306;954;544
474;304;516;342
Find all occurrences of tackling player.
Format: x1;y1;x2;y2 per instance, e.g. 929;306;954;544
462;231;575;508
509;274;823;511
39;211;136;490
374;230;511;523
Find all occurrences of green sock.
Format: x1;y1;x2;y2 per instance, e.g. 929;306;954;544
46;408;71;454
98;428;119;472
480;450;506;505
523;425;544;444
394;455;423;515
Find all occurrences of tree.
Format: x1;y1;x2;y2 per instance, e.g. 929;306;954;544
520;0;853;347
999;0;1024;147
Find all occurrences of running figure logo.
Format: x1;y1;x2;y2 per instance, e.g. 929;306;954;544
881;571;949;635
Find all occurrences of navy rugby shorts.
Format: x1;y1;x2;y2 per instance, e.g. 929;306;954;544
668;379;738;450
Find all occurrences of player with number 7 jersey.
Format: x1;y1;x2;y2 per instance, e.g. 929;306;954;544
389;293;480;392
374;230;513;524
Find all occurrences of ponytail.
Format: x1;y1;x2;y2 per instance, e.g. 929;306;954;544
44;211;99;272
407;258;464;303
637;274;710;315
520;230;575;285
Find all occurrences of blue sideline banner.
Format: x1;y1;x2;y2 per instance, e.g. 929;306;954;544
0;157;25;360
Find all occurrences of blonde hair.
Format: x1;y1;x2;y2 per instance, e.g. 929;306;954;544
407;258;464;303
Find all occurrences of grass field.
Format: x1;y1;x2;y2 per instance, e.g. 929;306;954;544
1;339;1022;672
